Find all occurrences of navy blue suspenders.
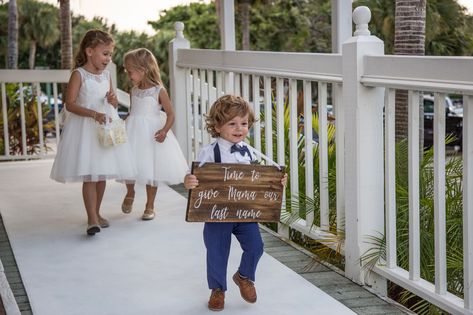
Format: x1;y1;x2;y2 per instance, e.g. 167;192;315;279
213;143;221;163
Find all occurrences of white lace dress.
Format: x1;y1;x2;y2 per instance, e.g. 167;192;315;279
50;67;136;183
122;85;188;186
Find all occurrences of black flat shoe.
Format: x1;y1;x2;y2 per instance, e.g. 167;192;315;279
86;224;100;236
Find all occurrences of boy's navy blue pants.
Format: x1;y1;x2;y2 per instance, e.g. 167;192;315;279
203;222;264;291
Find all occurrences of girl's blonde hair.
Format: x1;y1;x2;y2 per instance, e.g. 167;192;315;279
123;48;163;87
74;29;114;69
205;95;256;138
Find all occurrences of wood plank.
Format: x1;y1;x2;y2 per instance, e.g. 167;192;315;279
285;261;328;273
302;270;353;284
264;246;297;253
269;253;310;263
317;282;365;293
342;297;389;308
262;240;287;247
351;305;408;314
0;261;20;315
0;216;31;313
330;289;377;300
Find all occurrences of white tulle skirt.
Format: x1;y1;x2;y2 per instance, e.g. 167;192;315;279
50;112;137;183
120;112;189;186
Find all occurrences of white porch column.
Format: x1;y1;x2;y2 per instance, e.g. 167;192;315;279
331;0;352;53
220;0;236;51
169;22;191;159
343;7;386;294
219;0;235;93
106;62;117;90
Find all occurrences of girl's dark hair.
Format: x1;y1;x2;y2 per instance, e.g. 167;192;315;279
74;29;114;69
205;95;256;138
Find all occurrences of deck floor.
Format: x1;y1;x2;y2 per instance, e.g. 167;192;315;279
0;160;407;315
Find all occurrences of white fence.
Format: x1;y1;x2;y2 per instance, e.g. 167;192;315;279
363;55;473;314
168;7;473;315
0;69;69;160
0;64;128;160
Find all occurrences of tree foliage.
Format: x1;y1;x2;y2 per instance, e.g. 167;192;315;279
354;0;473;55
18;0;60;69
149;2;220;50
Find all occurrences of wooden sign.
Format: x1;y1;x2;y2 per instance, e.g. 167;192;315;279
186;162;285;222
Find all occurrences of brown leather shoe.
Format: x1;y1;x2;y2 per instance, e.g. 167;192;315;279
232;272;257;303
208;289;225;311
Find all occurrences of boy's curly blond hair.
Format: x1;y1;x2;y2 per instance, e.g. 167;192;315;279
205;95;256;138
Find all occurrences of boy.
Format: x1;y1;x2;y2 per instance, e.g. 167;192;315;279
184;95;287;311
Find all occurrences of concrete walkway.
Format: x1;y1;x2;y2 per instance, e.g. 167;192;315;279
0;159;355;315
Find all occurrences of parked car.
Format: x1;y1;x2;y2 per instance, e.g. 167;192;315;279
423;94;462;150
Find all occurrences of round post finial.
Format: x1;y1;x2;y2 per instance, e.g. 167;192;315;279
174;22;185;39
353;6;371;36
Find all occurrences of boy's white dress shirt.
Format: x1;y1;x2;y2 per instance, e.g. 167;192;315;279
196;138;252;165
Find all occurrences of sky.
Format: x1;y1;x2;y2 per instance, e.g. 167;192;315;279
38;0;473;34
458;0;473;13
38;0;209;34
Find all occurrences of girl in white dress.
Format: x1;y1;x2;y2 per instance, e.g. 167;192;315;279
50;29;136;236
121;48;188;220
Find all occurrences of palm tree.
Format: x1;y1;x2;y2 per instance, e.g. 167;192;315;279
239;0;251;50
58;0;72;101
19;0;60;69
425;0;473;56
354;0;473;56
394;0;426;141
59;0;72;70
7;0;18;69
215;0;221;36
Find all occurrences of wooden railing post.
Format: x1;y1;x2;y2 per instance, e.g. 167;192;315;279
343;6;387;294
169;22;191;160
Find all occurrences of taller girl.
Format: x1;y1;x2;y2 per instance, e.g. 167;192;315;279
50;29;135;236
121;48;188;220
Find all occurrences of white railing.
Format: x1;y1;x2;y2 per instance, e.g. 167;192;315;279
169;7;473;315
0;64;129;161
362;55;473;315
0;69;69;160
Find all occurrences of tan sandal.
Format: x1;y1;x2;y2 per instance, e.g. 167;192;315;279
121;197;134;214
142;208;155;221
98;216;110;228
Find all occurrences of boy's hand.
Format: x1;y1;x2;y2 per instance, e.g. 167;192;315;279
281;173;288;186
184;174;199;189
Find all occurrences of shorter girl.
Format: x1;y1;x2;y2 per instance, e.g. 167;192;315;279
121;48;188;220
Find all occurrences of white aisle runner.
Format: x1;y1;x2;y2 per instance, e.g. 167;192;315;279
0;160;355;315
